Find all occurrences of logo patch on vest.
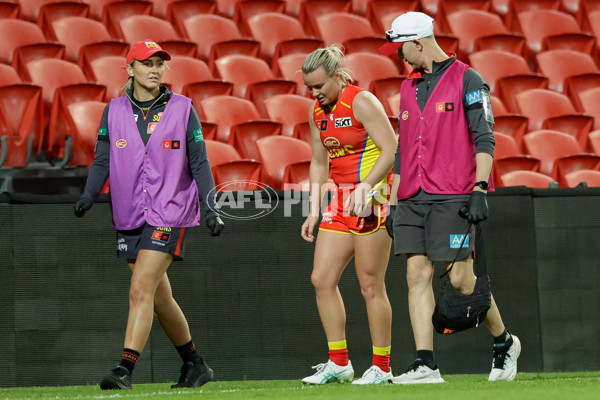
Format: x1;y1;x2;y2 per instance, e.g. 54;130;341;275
162;140;180;150
319;120;328;131
98;127;107;136
465;89;482;105
147;122;157;134
193;128;203;142
436;102;454;112
402;111;409;120
323;137;341;148
449;234;470;249
334;117;352;128
116;139;127;148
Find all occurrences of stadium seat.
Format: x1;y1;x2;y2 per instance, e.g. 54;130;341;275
264;94;313;137
0;84;44;167
0;2;19;19
182;81;234;120
282;160;311;190
469;50;549;114
119;15;197;57
515;88;593;148
229;121;283;160
19;0;88;24
205;140;242;168
577;87;600;131
256;135;312;189
315;12;379;47
0;19;65;81
161;56;213;94
51;16;118;63
200;95;262;143
500;170;556;188
215;55;297;117
36;1;91;41
563;169;600;187
78;41;129;82
345;52;404;116
275;52;310;96
553;154;600;186
293;121;312;144
493;131;541;183
503;0;562;32
183;14;260;73
490;95;529;149
26;58;107;162
166;0;217;38
589;129;600;155
101;0;153;39
522;129;587;176
212;160;264;191
88;55;130;100
65;100;106;166
535;49;600;93
436;0;493;34
232;0;287;37
446;10;526;59
0;64;22;87
517;9;596;59
298;0;352;37
247;12;322;66
387;93;400;117
365;0;420;33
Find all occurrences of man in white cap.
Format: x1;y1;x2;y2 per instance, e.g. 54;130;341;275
379;12;521;384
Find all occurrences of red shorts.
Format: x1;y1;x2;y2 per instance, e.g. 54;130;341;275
319;187;389;235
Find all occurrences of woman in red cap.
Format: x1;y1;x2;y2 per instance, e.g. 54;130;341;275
74;40;223;390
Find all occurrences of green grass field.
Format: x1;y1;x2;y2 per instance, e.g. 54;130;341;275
1;372;599;400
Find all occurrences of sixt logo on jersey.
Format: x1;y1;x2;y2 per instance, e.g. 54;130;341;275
436;102;454;112
335;117;352;128
162;140;180;150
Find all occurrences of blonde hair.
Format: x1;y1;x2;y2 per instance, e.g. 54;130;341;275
302;44;353;85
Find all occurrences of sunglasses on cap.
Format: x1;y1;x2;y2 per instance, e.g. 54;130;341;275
385;30;418;42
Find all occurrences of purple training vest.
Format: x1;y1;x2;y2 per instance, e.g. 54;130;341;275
108;93;200;229
397;60;481;200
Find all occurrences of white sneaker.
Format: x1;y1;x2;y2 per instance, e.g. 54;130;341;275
301;360;354;384
391;360;445;384
352;365;393;385
488;334;521;381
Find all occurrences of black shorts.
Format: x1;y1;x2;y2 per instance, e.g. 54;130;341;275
116;223;187;261
392;201;474;261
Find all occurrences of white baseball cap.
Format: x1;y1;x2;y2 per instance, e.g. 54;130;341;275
378;12;435;56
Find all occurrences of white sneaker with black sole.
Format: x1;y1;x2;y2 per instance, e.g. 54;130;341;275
488;334;521;381
352;365;393;385
301;360;354;384
391;359;445;384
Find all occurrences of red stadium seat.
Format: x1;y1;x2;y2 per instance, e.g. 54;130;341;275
0;2;19;19
563;169;600;187
515;88;593;148
490;95;529;149
493;131;541;183
589;129;600;155
264;94;313;137
504;0;562;32
0;84;44;167
275;52;310;96
522;129;586;176
232;0;286;37
446;10;525;59
36;1;91;41
78;41;129;82
214;55;297;117
247;12;322;66
88;55;130;100
162;56;213;94
65;100;106;166
365;0;420;33
282;160;311;190
315;12;379;47
19;0;88;23
577;87;600;131
436;0;493;34
102;0;153;39
52;16;118;63
500;170;556;188
183;14;260;73
182;81;234;120
0;19;65;81
256;135;312;189
229;121;282;160
298;0;352;37
205;140;242;168
469;50;548;114
119;15;197;57
553;154;600;186
166;0;217;38
212;160;264;191
535;49;600;93
200;95;262;143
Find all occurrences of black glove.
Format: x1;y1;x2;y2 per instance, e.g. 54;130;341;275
385;205;396;239
73;197;93;218
463;191;488;224
206;213;224;236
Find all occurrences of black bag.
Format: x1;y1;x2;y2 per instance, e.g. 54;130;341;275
432;223;492;334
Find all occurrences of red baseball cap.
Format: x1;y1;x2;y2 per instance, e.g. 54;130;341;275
125;40;171;65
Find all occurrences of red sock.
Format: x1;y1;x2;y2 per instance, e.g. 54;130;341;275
373;354;390;373
329;348;349;366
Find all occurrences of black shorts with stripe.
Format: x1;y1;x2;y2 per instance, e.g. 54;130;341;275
116;223;187;261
